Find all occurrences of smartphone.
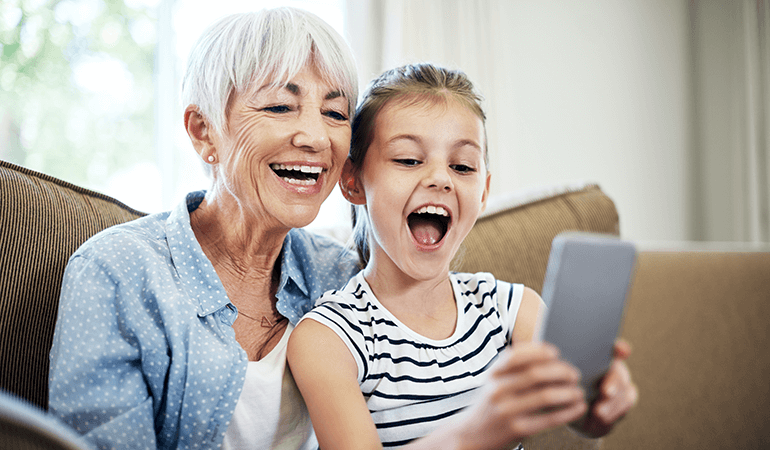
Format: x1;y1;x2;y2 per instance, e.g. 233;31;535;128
536;232;637;403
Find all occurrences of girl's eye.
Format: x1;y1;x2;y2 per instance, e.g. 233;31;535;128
451;164;476;174
395;159;421;167
263;105;291;114
324;110;348;121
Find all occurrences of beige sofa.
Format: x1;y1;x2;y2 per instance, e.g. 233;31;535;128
2;158;769;448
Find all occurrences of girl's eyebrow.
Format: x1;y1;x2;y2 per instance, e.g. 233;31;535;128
386;134;421;145
454;139;483;151
386;134;482;152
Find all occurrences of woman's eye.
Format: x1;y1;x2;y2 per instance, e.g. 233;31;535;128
395;159;421;167
451;164;475;173
324;110;348;121
263;105;291;114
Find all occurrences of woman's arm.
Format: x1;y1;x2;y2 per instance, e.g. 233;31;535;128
49;254;159;450
288;319;383;450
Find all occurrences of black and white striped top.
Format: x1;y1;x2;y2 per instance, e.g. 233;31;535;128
303;271;524;448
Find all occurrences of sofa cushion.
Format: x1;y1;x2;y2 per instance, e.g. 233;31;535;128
603;249;770;449
0;160;146;409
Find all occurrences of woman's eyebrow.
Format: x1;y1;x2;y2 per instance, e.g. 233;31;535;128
284;83;300;95
281;83;343;101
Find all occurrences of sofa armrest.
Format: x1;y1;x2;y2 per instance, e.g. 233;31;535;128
0;160;145;409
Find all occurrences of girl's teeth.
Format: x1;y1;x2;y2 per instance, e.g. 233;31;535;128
415;205;448;216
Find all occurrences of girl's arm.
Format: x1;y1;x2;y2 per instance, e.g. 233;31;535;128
287;319;383;450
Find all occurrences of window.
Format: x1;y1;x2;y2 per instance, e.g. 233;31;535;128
1;0;349;230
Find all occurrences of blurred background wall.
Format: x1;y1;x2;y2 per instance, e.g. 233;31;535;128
1;0;767;243
348;0;769;243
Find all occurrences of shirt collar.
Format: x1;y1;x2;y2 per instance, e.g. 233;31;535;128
165;191;312;322
166;191;229;317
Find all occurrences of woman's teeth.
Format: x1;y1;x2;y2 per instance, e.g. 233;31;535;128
271;163;323;174
270;163;322;185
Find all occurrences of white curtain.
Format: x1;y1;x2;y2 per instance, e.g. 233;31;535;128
345;0;517;197
691;0;770;242
740;0;770;242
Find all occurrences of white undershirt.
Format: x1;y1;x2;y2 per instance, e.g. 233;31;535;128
222;323;318;450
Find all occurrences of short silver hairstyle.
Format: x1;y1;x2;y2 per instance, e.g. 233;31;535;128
182;7;358;135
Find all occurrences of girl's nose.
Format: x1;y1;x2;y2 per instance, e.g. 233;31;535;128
424;164;453;192
292;112;331;151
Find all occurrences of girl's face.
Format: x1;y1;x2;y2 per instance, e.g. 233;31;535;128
344;96;490;284
213;65;351;231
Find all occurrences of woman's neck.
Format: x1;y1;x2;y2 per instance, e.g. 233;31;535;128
190;192;292;361
191;191;288;276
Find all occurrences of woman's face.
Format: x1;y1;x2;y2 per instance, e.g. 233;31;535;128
214;65;351;230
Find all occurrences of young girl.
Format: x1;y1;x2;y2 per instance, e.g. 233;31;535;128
287;64;636;450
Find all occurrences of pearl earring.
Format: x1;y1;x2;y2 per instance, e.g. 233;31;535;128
207;155;215;163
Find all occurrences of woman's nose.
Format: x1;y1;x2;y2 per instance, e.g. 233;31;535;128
292;112;331;151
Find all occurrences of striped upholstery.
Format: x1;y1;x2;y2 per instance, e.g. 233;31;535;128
0;160;145;410
454;184;619;294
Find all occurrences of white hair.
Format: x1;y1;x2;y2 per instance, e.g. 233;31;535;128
181;7;358;136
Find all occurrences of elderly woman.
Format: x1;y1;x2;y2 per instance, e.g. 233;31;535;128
49;7;635;450
49;8;359;449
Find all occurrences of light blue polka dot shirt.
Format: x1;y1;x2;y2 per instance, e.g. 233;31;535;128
48;191;359;450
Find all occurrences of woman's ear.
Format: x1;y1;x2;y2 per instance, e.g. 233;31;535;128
184;105;215;158
339;158;367;205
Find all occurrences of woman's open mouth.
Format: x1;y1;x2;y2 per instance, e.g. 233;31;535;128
270;163;323;186
407;205;451;246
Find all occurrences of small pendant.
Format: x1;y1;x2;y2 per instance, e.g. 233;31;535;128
261;316;274;328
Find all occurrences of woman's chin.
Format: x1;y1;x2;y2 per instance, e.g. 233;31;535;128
276;205;323;230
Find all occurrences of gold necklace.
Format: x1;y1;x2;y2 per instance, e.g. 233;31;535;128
237;309;287;328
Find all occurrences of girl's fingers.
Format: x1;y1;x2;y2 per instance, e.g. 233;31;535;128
591;360;638;430
613;339;632;360
490;359;582;403
491;342;562;375
499;395;588;438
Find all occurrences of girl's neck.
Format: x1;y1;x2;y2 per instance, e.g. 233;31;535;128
363;264;458;340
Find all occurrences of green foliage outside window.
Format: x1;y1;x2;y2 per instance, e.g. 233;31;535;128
0;0;156;190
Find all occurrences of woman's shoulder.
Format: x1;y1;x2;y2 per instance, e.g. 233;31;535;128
71;211;172;263
288;227;354;254
287;228;360;272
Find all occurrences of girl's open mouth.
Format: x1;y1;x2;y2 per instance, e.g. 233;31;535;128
407;205;450;246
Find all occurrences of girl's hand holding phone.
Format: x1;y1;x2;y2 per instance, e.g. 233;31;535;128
574;339;639;438
441;342;589;450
